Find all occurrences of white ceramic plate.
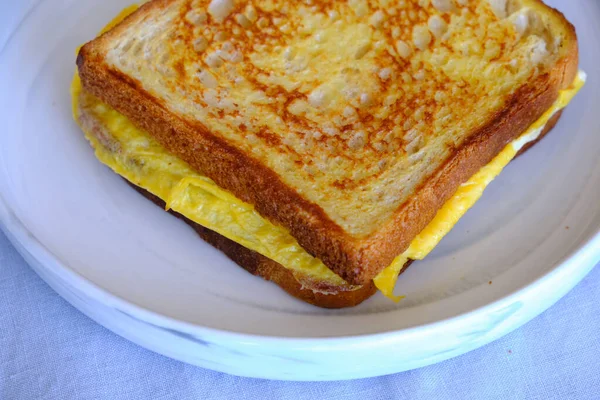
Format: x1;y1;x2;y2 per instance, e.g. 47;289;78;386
0;0;599;381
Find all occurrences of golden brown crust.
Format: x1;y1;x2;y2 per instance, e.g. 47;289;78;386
76;0;579;285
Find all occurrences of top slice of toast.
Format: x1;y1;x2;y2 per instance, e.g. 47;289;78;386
77;0;578;285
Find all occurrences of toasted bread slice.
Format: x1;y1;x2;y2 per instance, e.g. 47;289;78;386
77;0;578;285
75;86;563;308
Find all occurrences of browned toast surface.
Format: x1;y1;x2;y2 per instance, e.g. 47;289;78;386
77;0;578;285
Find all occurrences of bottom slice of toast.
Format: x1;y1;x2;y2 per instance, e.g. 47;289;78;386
129;183;392;308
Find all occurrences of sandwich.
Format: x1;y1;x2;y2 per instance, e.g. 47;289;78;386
72;0;584;308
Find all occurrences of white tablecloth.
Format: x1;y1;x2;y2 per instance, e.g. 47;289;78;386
2;2;599;399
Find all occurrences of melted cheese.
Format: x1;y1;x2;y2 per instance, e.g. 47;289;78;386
73;7;585;300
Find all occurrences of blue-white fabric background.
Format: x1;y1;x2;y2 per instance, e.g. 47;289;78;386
1;2;599;399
